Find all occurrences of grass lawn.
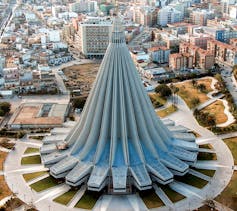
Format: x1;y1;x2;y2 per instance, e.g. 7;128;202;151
139;189;164;208
192;131;200;137
24;147;39;154
149;93;167;108
161;185;185;202
22;171;48;182
28;136;44;140
197;152;217;161
224;137;237;165
202;101;227;124
157;105;177;118
176;174;208;189
0;151;8;171
53;189;78;205
0;176;11;200
191;168;216;177
30;176;59;192
215;172;237;210
74;191;101;210
199;144;213;149
21;155;41;165
175;78;213;108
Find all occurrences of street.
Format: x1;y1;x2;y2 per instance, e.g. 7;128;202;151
221;66;237;105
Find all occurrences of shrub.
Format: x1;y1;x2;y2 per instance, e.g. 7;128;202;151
190;97;200;107
155;84;172;97
73;97;87;109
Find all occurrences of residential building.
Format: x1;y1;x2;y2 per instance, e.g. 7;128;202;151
3;67;20;90
190;36;209;49
76;17;113;58
190;9;215;26
132;6;157;27
180;42;215;69
148;46;170;63
157;6;183;26
69;0;97;13
207;39;237;66
169;53;194;71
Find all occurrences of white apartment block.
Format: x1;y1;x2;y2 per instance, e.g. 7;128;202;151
157;6;183;26
76;17;113;58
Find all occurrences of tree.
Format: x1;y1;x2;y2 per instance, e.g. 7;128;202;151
155;84;172;98
73;97;87;109
192;79;197;87
0;102;11;115
190;97;200;107
170;83;179;105
197;83;206;93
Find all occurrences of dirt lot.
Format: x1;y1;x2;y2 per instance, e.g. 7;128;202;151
63;63;100;94
202;100;227;124
0;151;11;200
175;78;213;108
0;175;11;200
0;151;8;171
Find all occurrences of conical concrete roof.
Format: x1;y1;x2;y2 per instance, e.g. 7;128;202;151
40;18;198;193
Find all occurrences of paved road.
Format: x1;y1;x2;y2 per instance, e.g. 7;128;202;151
221;66;237;105
0;2;18;43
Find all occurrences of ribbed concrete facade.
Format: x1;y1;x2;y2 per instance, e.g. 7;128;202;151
40;18;199;194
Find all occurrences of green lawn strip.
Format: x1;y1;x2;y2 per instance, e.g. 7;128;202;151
21;155;41;165
197;152;217;161
191;168;216;177
74;191;101;209
139;189;164;209
53;189;78;205
176;174;208;189
28;136;44;140
199;144;212;149
30;176;59;192
215;172;237;210
149;93;167;108
157;105;177;118
224;137;237;165
24;147;39;154
23;171;48;182
161;185;185;202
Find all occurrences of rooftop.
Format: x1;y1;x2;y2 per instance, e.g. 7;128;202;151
8;103;68;128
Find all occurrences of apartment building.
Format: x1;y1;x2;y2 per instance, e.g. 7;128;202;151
169;53;194;71
207;39;237;66
148;46;170;64
179;42;215;69
76;17;113;58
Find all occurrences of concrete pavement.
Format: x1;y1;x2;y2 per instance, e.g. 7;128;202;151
2;96;235;211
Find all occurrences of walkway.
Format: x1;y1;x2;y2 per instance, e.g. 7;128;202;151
2;96;235;211
194;77;235;127
218;132;237;139
166;95;234;210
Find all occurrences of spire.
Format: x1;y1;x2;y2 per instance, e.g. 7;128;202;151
40;17;199;194
110;17;125;44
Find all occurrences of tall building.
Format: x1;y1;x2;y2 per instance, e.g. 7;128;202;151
69;0;97;13
132;6;157;27
40;18;198;193
190;9;215;26
169;53;194;70
76;17;113;58
157;6;183;26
